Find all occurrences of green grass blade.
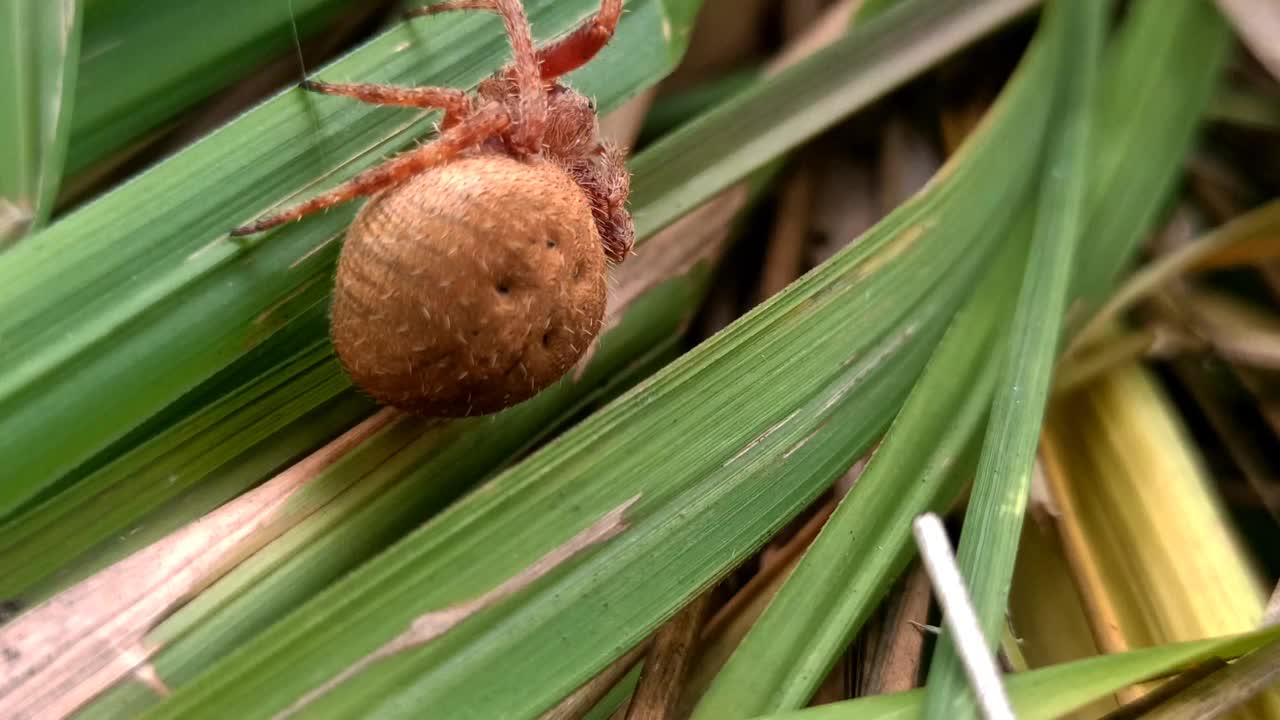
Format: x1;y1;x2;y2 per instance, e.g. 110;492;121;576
0;0;694;518
0;0;82;241
921;1;1104;716
628;0;1040;238
137;7;1060;716
1069;0;1232;316
74;293;694;719
753;628;1280;720
65;0;361;180
691;225;1028;720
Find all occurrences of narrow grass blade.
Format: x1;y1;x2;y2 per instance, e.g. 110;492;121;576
751;628;1280;720
1144;638;1280;719
921;2;1104;716
629;0;1041;237
0;0;82;242
1069;0;1232;315
65;0;366;180
1068;197;1280;355
690;225;1029;718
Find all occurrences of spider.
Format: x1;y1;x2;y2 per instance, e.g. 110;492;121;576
232;0;633;418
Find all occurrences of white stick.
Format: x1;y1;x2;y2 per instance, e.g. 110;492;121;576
912;512;1015;720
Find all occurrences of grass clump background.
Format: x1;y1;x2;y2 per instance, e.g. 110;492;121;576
1;0;1278;718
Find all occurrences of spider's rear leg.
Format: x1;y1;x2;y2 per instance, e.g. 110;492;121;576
302;79;472;128
536;0;623;80
230;102;510;236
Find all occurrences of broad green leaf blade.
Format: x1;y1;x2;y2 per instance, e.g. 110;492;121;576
752;629;1280;720
691;230;1027;719
0;0;82;241
922;0;1104;716
2;165;764;719
65;0;362;180
140;5;1061;716
74;275;698;719
0;0;692;518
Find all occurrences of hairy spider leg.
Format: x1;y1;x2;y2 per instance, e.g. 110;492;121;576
230;102;510;236
535;0;622;80
412;0;624;81
300;79;473;128
407;0;546;154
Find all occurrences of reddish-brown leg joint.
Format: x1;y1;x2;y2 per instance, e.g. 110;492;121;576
407;0;547;155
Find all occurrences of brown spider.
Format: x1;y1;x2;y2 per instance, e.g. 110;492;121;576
232;0;633;418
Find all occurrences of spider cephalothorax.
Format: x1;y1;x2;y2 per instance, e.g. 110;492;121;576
232;0;631;417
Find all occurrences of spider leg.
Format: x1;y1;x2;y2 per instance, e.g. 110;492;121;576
536;0;622;80
230;102;510;236
301;79;472;128
405;0;495;15
406;0;546;155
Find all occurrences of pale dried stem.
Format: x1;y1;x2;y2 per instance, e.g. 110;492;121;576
1213;0;1280;82
0;408;400;720
757;167;814;303
878;116;943;213
1068;198;1280;358
1036;427;1140;703
676;500;836;717
856;562;933;695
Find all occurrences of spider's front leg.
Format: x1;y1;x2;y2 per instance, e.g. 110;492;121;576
301;79;473;128
413;0;624;81
537;0;623;79
230;102;510;236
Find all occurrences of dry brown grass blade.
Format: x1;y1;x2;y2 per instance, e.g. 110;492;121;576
0;409;400;720
855;562;933;696
1179;288;1280;370
1214;0;1280;81
1067;198;1280;357
1143;639;1280;720
878;116;943;213
1098;660;1230;720
625;593;713;720
808;154;877;266
1070;197;1280;353
757;167;815;302
677;501;837;717
541;642;650;720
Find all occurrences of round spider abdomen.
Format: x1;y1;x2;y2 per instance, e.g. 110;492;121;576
330;154;607;416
